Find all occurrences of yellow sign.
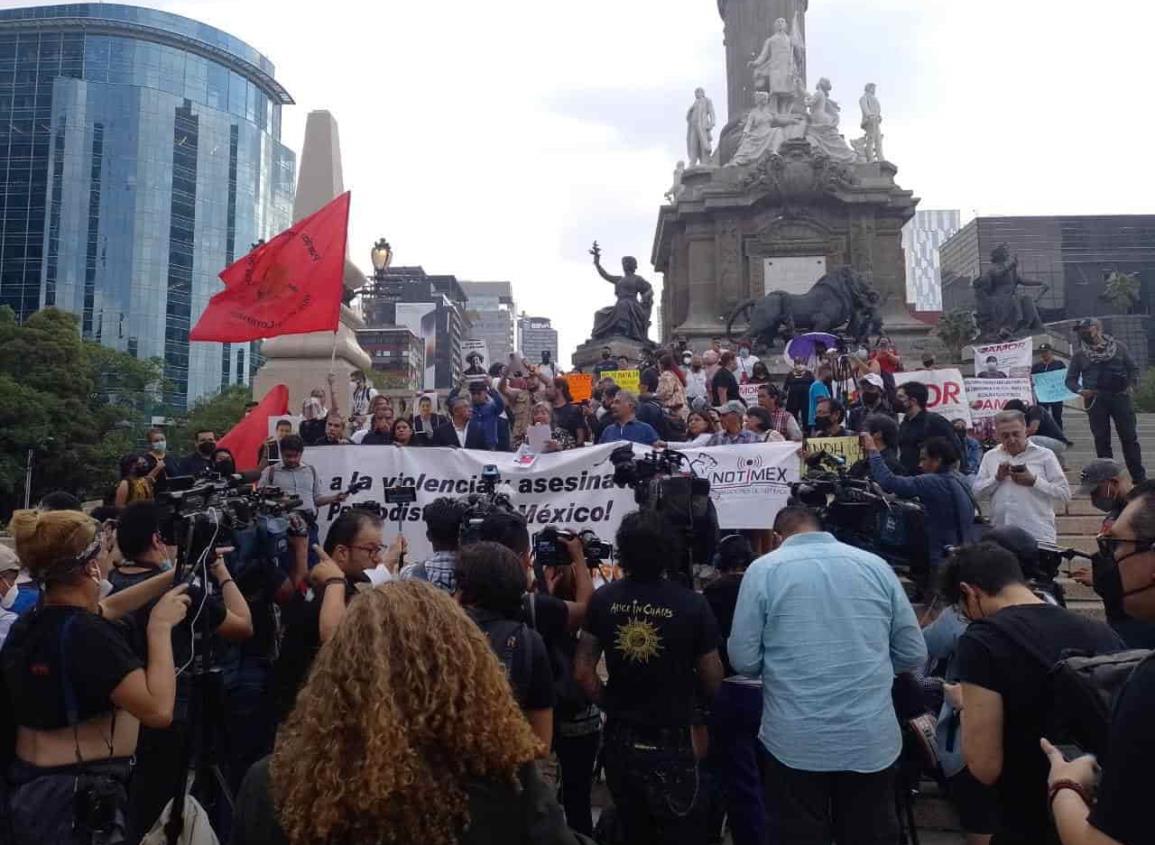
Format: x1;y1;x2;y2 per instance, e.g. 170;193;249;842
601;369;640;393
806;435;863;473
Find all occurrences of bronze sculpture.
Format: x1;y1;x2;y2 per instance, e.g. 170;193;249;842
589;241;653;342
972;243;1047;340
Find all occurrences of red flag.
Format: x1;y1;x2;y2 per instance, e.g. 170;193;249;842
190;192;351;342
218;384;290;472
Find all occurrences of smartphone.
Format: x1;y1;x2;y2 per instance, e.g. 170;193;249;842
1010;464;1027;474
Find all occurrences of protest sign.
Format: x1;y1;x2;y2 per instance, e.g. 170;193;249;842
601;369;640;393
305;441;800;559
739;383;761;406
900;368;971;424
806;436;863;472
1033;369;1078;404
963;377;1034;438
563;372;594;402
267;415;302;438
974;339;1033;379
461;339;489;378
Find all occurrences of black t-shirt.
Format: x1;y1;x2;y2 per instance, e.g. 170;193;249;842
711;367;740;403
529;592;569;656
1026;405;1070;444
783;371;814;416
109;566;227;716
702;573;744;676
272;579;359;720
1031;360;1066;375
1090;656;1155;845
468;608;554;712
552;403;585;442
0;606;142;730
898;410;958;474
584;578;719;727
955;604;1123;840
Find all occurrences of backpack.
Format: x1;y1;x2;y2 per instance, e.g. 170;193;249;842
481;617;534;709
985;613;1152;761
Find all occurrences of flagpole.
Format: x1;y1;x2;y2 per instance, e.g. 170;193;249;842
329;329;339;374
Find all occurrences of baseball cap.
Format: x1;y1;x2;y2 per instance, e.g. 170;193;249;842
861;373;884;389
1038;343;1053;352
1074;318;1098;331
715;400;747;416
0;544;20;575
1077;458;1124;495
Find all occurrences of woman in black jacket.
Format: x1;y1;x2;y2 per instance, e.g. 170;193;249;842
232;582;593;845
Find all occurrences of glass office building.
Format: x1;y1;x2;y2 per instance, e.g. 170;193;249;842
0;4;296;408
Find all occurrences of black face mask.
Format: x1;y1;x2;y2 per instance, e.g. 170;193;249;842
197;441;216;456
1097;538;1155;604
863;391;880;404
214;459;236;476
815;414;831;427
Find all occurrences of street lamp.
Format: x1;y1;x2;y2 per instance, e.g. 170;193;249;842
370;238;393;282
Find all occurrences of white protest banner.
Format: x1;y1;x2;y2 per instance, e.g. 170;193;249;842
900;369;971;424
974;338;1033;379
963;377;1034;438
739;383;760;405
304;441;800;560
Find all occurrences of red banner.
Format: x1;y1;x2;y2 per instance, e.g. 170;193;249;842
190;192;350;342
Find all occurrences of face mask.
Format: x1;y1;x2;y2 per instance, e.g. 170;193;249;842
863;391;880;404
2;582;17;607
739;348;750;358
1091;494;1118;514
1098;542;1155;605
815;414;830;426
99;578;114;600
132;465;148;477
151;439;166;454
215;459;236;476
197;441;215;456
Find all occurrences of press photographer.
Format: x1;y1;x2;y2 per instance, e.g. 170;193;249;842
0;508;192;845
111;500;253;843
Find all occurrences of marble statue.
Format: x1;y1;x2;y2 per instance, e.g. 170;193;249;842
726;90;806;167
972;243;1047;340
804;78;858;163
664;161;685;204
858;83;883;163
686;88;716;167
589;241;653;342
749;18;797;113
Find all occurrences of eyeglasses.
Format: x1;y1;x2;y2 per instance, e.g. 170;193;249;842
1097;535;1155;560
349;544;386;559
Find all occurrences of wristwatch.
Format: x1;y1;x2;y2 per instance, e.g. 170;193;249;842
1049;779;1092;808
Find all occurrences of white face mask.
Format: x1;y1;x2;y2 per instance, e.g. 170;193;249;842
151;439;166;454
739;348;750;358
2;581;18;607
91;572;113;600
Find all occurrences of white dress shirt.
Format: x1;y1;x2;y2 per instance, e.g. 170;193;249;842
972;441;1071;544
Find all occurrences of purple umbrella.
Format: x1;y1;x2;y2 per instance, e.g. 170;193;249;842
783;333;840;368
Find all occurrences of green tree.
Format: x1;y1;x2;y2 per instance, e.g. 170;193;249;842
1102;271;1142;314
935;309;979;362
167;385;252;453
1135;367;1155;413
0;307;163;516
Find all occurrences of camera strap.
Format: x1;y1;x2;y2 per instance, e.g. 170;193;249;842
57;614;115;764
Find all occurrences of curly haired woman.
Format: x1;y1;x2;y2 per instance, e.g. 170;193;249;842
232;581;593;845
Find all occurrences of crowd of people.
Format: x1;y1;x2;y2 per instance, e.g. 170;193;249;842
0;325;1150;845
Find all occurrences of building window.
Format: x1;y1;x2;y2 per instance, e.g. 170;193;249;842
164;101;198;409
82;122;104;337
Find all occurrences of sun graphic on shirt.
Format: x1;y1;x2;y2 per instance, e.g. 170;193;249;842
614;618;663;664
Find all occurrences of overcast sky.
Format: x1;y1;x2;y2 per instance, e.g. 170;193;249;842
22;0;1155;359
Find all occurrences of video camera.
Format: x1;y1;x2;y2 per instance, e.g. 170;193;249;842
458;464;518;546
533;525;613;568
791;452;930;581
609;444;718;582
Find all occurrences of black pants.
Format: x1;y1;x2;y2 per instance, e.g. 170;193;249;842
602;720;706;845
1042;401;1064;429
125;724;186;844
762;749;898;845
7;758;132;845
555;728;599;836
1088;392;1146;482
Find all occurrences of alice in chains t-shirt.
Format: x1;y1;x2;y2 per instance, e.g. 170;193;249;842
583;578;718;727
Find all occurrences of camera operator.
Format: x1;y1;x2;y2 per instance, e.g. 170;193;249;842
111;501;253;843
860;433;978;567
273;508;402;720
848;413;903;479
897;381;960;475
575;510;724;845
945;542;1122;845
0;509;191;844
476;510;598;834
1044;483;1155;845
257;434;349;586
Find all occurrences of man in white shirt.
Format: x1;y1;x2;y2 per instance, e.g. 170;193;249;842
972;409;1071;544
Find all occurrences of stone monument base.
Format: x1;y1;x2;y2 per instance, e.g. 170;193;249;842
571;335;655;372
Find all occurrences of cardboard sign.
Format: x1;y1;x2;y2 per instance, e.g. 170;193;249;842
974;338;1033;379
461;339;489;378
601;369;640;393
963;377;1034;439
900;368;971;424
806;435;863;472
267;415;302;438
563;372;594;403
1033;369;1078;404
739;383;761;406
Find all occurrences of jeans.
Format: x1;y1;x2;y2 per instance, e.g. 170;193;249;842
708;680;767;845
761;749;898;845
1088;392;1146;482
602;720;706;845
7;758;131;845
1030;435;1068;465
555;727;600;836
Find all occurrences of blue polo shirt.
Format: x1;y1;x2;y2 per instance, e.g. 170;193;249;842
598;419;659;446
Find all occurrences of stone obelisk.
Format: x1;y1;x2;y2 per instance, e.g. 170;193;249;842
252;110;371;413
718;0;808;119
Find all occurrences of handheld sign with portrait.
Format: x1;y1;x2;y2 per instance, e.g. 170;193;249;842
974;339;1033;379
